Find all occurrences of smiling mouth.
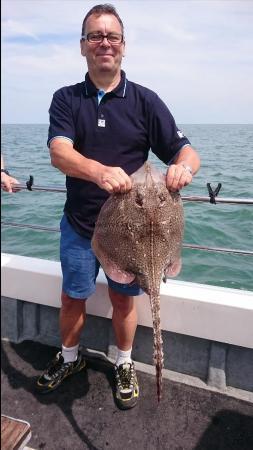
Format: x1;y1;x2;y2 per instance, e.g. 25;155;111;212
97;54;113;57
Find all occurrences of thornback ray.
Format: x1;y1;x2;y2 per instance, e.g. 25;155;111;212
92;162;184;402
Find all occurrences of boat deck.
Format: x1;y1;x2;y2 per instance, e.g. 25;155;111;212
1;340;253;450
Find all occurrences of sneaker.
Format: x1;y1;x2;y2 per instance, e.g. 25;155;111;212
114;362;139;410
36;350;86;394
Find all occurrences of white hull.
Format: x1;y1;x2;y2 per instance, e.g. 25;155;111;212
2;252;253;349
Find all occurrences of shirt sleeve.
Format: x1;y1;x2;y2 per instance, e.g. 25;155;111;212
47;87;75;147
147;94;191;164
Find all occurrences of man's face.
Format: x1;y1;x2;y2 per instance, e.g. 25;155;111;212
80;14;125;75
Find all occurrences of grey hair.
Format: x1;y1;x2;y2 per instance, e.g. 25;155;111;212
81;4;124;36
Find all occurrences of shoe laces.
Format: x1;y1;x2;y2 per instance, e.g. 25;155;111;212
117;363;135;389
47;352;72;379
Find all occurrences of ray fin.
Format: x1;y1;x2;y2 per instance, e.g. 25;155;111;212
163;258;182;279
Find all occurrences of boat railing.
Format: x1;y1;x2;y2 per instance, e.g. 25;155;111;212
1;181;253;257
3;179;253;204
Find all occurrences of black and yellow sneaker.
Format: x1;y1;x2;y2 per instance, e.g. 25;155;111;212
114;362;139;410
36;351;86;394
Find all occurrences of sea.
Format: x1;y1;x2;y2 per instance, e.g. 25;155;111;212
1;124;253;292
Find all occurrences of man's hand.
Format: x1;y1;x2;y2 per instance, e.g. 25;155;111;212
166;164;193;192
1;173;20;193
96;165;132;194
49;140;132;194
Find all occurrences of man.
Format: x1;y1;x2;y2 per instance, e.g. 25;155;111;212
36;4;200;409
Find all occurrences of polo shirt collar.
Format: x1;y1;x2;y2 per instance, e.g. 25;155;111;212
84;70;127;98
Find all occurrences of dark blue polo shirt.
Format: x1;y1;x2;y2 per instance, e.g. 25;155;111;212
48;70;191;238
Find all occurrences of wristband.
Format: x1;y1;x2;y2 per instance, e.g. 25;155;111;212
1;169;10;176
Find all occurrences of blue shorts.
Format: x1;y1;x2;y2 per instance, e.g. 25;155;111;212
60;214;143;299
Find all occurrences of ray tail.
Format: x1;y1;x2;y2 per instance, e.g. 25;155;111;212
150;292;164;402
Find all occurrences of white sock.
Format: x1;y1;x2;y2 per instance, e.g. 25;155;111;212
115;347;132;367
62;344;79;363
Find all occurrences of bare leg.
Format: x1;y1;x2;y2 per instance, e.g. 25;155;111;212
60;291;86;347
108;287;138;351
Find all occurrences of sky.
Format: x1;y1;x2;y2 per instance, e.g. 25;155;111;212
2;0;253;124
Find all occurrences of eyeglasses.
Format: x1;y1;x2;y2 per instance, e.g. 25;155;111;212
81;32;124;44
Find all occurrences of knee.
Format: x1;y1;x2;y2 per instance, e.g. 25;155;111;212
109;288;134;315
61;291;86;312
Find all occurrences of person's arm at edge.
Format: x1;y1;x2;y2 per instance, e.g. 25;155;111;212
49;138;132;194
166;145;201;192
1;155;20;193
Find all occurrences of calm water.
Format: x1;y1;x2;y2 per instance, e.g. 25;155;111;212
1;124;253;291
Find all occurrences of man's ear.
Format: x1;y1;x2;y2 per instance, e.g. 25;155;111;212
80;40;86;57
122;41;126;57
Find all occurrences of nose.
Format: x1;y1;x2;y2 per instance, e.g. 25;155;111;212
100;36;111;47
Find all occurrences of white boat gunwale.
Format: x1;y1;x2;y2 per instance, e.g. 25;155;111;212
2;252;253;350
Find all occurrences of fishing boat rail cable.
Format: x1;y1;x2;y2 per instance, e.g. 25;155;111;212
1;221;253;257
1;177;253;256
2;177;253;204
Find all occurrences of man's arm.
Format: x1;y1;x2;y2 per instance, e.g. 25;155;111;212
166;145;200;192
50;138;132;193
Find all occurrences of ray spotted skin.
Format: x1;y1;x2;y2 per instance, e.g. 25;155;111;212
92;162;184;401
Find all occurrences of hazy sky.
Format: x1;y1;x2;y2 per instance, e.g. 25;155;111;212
2;0;253;124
